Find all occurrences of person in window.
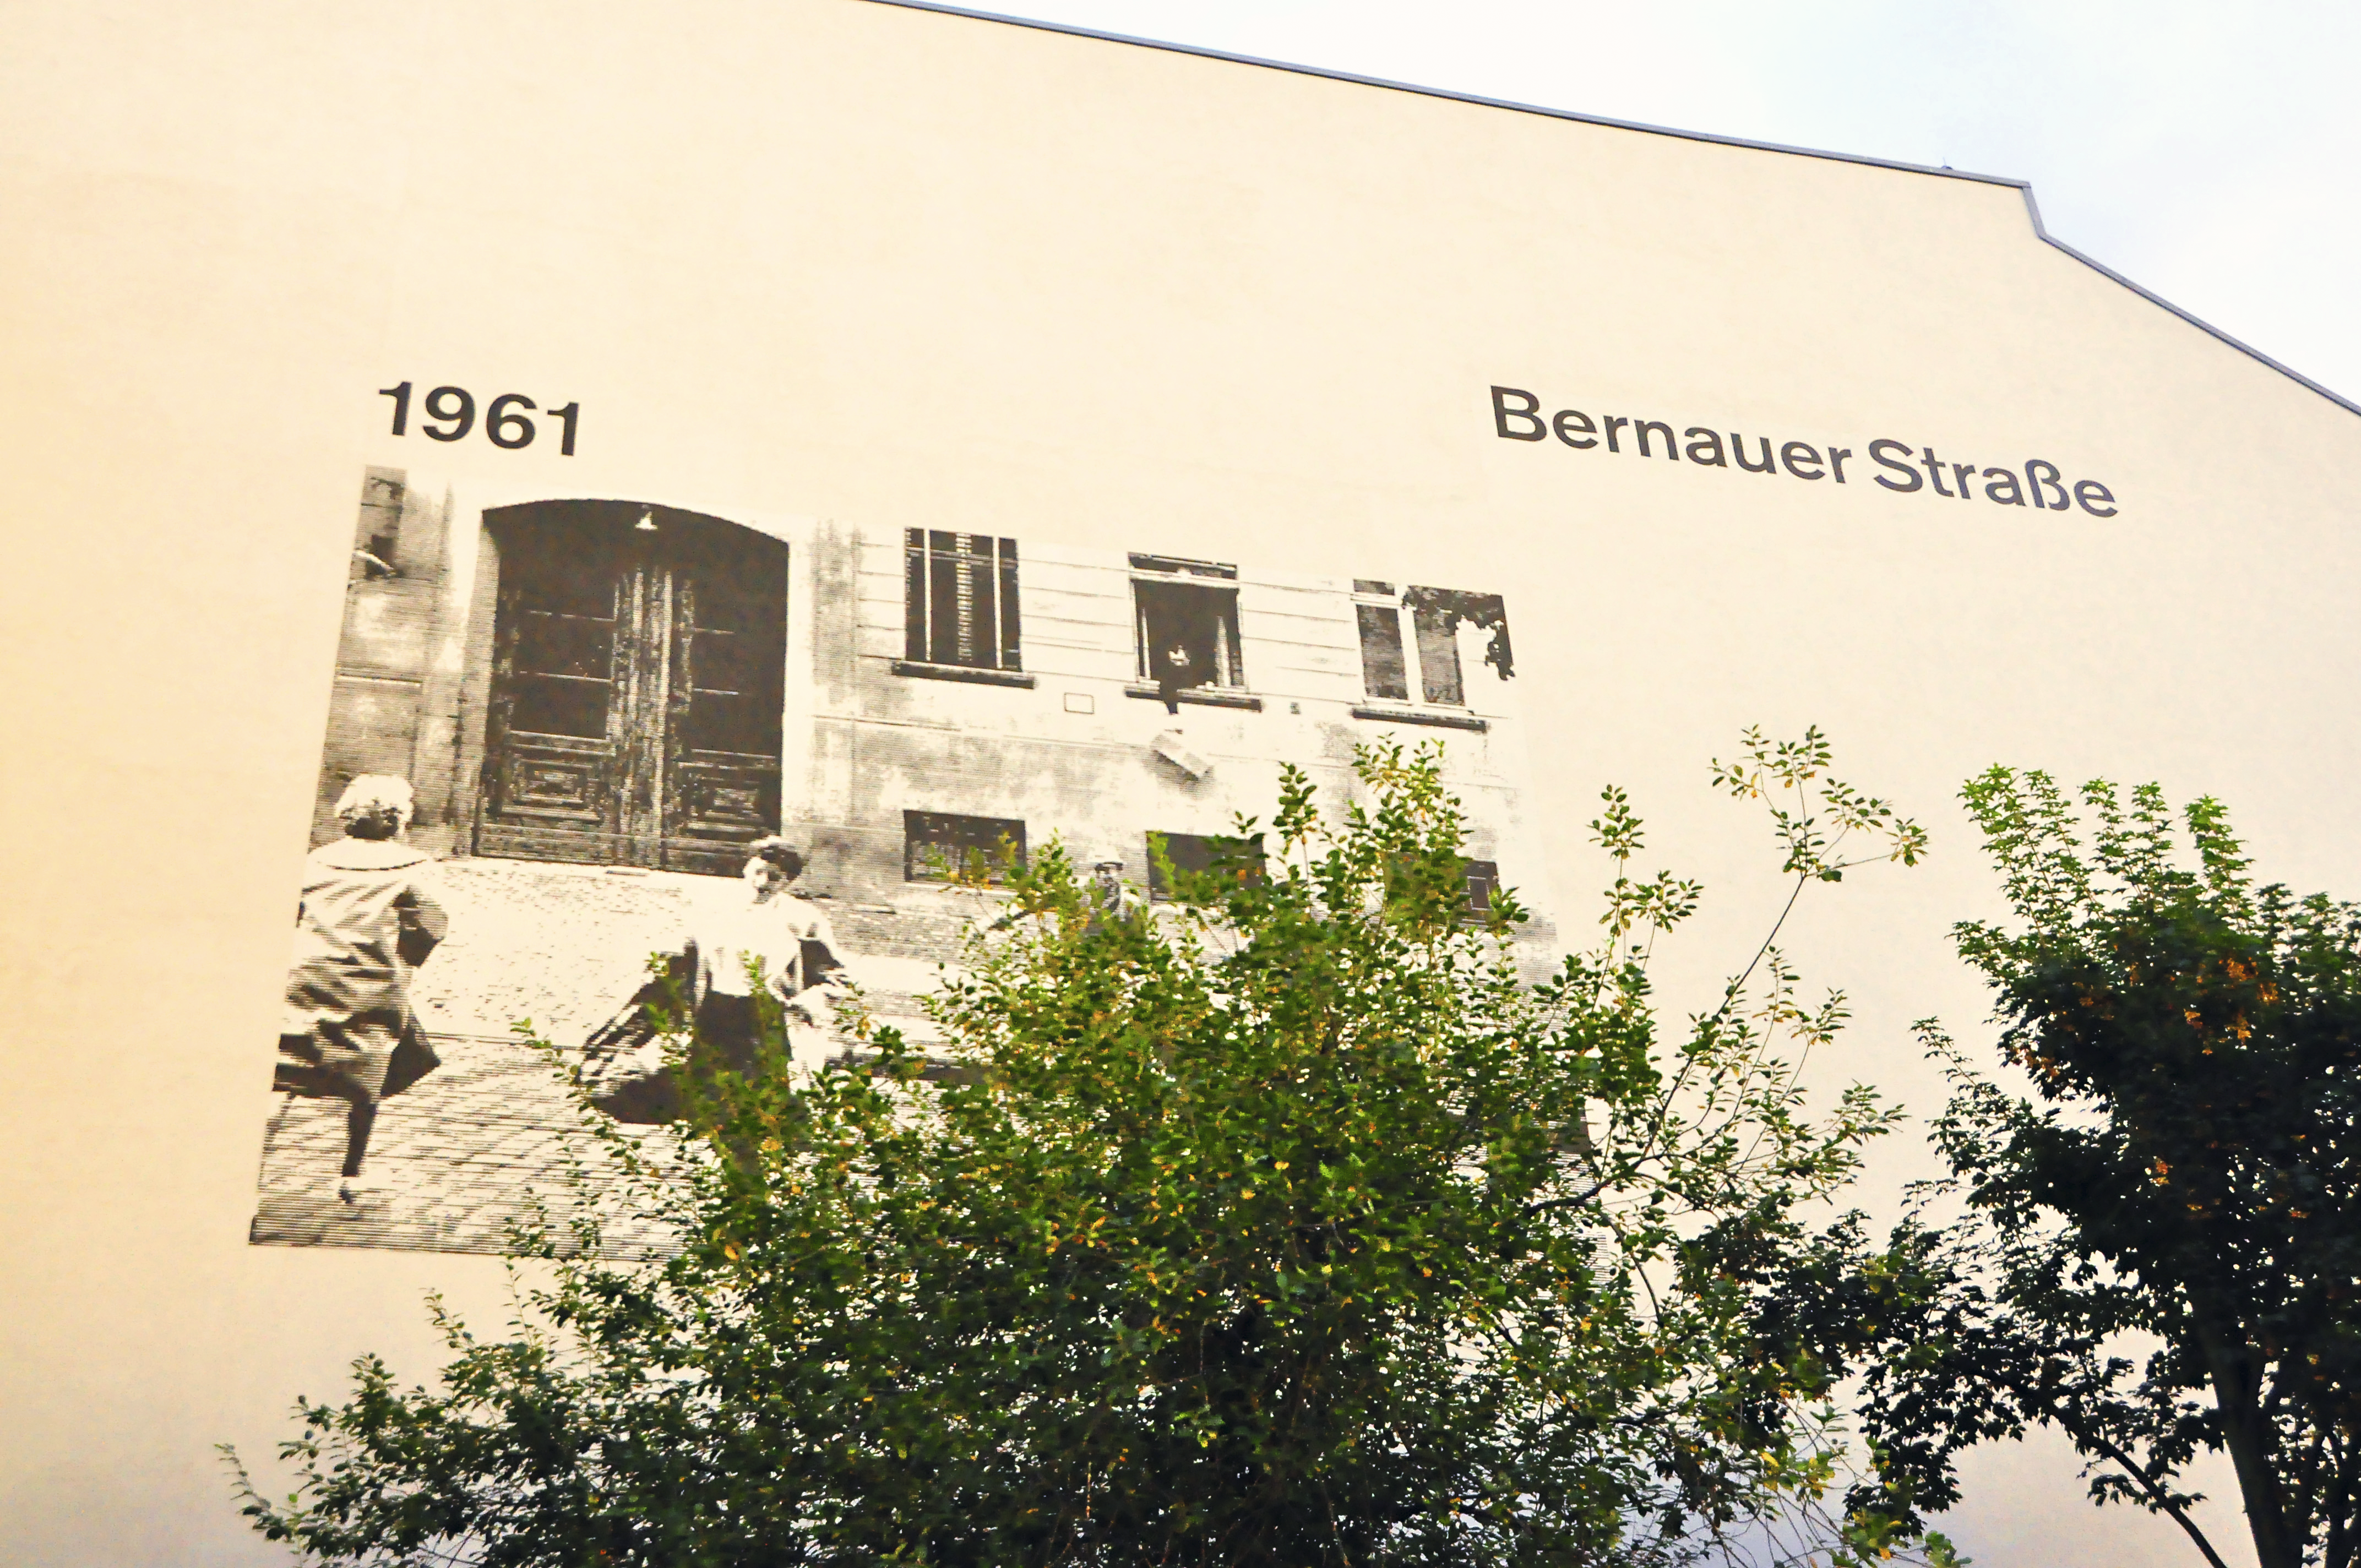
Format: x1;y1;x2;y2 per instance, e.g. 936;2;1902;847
1154;641;1201;715
589;836;851;1124
275;775;448;1205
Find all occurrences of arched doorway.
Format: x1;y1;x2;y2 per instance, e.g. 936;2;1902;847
475;500;787;875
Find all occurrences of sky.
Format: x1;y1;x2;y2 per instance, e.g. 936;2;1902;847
952;0;2361;410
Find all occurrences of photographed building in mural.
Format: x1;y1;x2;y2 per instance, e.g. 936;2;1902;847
260;466;1550;1252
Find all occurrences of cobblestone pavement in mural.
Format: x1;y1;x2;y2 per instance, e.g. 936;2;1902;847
249;1030;679;1255
251;857;967;1255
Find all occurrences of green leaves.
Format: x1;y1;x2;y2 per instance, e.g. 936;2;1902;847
1712;725;1927;883
1861;770;2361;1568
231;732;1930;1568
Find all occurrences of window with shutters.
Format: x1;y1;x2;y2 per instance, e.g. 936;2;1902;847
902;530;1022;675
904;809;1028;885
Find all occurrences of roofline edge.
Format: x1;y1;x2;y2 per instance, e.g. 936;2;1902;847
2012;188;2361;417
863;0;2360;420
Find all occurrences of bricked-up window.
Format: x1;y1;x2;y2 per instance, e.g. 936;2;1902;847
1132;553;1244;697
905;530;1021;671
1352;582;1513;707
905;809;1027;884
1145;831;1267;902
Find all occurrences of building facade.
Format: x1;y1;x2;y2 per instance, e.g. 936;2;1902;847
257;467;1551;1253
14;1;2360;1561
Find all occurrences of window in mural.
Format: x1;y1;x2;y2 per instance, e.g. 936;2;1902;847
1130;553;1244;701
904;809;1028;884
904;530;1021;672
1352;581;1513;709
1144;830;1267;901
1461;858;1501;922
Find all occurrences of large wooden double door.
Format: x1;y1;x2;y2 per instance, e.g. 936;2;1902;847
477;502;787;876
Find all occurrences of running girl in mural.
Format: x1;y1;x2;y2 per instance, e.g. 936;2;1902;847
274;775;448;1204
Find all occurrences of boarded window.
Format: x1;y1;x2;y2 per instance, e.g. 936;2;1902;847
1131;553;1244;693
905;530;1021;671
905;809;1027;884
1146;831;1267;901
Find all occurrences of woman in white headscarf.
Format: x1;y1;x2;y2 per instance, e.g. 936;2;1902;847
276;775;448;1202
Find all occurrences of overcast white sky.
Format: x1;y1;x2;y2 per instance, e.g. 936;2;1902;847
959;0;2361;409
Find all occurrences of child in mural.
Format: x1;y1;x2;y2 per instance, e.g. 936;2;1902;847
274;775;448;1204
587;836;852;1124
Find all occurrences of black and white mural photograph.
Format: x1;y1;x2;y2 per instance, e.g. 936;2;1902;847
258;467;1554;1253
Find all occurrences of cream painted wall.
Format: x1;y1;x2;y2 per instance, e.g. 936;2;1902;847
3;2;2353;1562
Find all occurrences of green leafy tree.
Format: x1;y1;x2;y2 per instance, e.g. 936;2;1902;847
1857;769;2361;1568
231;733;1938;1567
